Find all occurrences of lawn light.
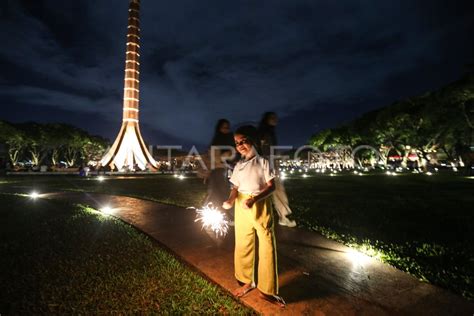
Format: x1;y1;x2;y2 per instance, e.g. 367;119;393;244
100;205;114;215
97;176;105;182
302;174;308;178
347;249;370;267
173;174;179;178
426;172;433;176
179;174;185;180
29;191;40;199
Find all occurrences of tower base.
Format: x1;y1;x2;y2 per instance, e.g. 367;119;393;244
101;122;157;171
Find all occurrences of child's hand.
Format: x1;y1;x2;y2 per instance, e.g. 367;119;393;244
243;197;255;209
222;200;233;209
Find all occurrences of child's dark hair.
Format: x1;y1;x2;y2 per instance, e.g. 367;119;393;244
234;125;258;143
235;125;261;154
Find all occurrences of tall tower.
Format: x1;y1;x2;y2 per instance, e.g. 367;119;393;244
101;0;157;171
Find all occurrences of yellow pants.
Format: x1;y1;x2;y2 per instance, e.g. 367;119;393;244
234;192;278;295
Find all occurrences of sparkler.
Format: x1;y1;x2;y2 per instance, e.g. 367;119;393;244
189;203;229;237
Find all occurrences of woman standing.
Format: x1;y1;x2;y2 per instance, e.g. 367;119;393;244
203;119;235;211
258;112;296;227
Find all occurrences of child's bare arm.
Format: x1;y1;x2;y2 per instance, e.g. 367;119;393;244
223;187;238;209
243;179;275;208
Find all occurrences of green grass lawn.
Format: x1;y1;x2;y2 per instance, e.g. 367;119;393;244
0;193;252;314
1;172;473;300
285;172;474;300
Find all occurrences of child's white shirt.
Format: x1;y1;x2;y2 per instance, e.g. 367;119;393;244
230;155;275;195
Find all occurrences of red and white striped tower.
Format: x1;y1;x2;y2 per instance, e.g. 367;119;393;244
101;0;157;171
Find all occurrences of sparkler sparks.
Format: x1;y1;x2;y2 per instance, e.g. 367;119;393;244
189;203;229;237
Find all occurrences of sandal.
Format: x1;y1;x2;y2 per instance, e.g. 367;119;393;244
233;283;256;297
259;292;286;308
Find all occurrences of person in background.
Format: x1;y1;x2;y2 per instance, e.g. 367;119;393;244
223;125;285;307
258;112;296;227
204;119;235;217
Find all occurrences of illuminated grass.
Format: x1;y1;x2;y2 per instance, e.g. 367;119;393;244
0;194;253;314
3;173;473;299
286;173;474;300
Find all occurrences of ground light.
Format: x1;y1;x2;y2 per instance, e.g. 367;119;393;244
29;191;41;199
179;175;185;180
346;249;371;267
97;176;105;182
100;205;114;215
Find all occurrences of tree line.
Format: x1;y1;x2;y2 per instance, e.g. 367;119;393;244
309;74;474;165
0;121;109;168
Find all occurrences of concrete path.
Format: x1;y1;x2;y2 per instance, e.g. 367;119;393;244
46;192;473;315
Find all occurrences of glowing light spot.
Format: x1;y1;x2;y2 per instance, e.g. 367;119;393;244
29;191;40;199
100;206;114;215
347;249;371;267
97;176;105;182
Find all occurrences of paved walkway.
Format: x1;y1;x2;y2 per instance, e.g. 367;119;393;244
47;192;473;315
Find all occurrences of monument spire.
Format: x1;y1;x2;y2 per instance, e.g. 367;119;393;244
100;0;157;171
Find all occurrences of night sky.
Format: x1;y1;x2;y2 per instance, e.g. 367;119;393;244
1;0;473;148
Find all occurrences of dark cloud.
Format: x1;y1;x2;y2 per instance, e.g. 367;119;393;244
1;0;473;146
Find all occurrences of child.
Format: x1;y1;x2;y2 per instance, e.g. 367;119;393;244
222;125;286;307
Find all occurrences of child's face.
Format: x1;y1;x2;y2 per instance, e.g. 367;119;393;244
234;134;253;157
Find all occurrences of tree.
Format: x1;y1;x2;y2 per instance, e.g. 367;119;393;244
0;121;25;166
64;128;89;167
82;135;108;164
20;123;49;166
